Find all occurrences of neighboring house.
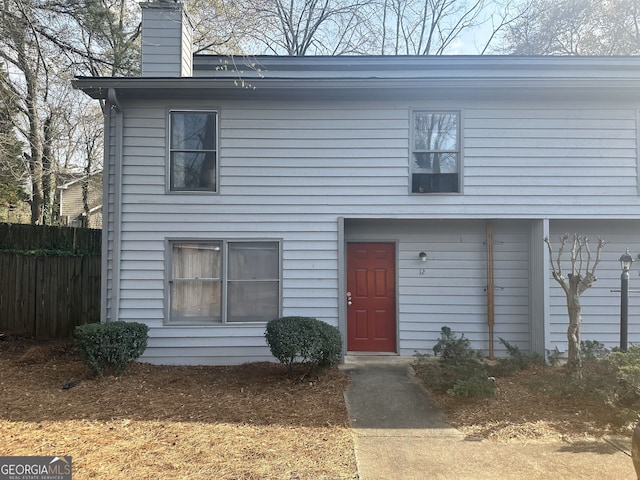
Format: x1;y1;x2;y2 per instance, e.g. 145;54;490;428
57;171;103;229
73;1;640;366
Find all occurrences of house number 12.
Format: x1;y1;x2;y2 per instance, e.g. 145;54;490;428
419;269;426;276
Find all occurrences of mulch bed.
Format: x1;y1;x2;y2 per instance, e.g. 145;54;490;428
0;338;357;480
4;337;630;478
413;362;632;443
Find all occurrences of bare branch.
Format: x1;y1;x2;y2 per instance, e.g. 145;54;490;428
544;235;569;295
557;233;568;277
590;237;606;276
570;233;578;278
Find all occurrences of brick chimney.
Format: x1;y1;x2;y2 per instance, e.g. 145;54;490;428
140;1;193;77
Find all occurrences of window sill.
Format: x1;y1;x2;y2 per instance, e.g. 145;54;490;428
166;190;219;195
163;321;269;327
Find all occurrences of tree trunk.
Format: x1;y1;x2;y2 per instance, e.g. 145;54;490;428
565;288;582;377
41;114;53;225
22;50;45;225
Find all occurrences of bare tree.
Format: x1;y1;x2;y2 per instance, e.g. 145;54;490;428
187;0;256;55
220;0;523;55
0;0;143;224
47;83;104;225
501;0;640;55
233;0;373;55
0;64;26;210
0;0;53;224
377;0;487;54
544;234;606;377
36;0;141;77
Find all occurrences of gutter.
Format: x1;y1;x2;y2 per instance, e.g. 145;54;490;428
73;77;640;104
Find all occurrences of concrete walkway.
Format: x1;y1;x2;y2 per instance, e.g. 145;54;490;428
340;356;636;480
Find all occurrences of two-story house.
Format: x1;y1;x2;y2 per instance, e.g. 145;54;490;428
73;0;640;365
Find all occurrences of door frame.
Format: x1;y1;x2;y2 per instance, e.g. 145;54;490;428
339;225;399;355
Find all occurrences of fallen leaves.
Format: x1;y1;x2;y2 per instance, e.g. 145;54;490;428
0;339;356;480
414;363;630;443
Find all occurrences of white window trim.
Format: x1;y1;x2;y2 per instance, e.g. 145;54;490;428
165;238;283;325
409;109;463;195
166;109;220;195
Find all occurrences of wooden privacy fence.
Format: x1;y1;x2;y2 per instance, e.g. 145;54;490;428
0;222;102;339
0;253;101;339
0;223;101;254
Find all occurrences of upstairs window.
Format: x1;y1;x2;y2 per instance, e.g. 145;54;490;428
411;111;460;193
169;111;218;192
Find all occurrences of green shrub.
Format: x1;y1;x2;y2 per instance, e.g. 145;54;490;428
487;358;521;377
546;348;561;366
447;375;496;398
601;346;640;418
541;346;640;427
488;338;543;377
421;357;495;398
418;327;495;398
74;321;149;376
265;316;342;371
581;340;610;360
432;326;482;364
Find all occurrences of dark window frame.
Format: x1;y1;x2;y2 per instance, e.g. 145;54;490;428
410;110;461;194
168;110;219;193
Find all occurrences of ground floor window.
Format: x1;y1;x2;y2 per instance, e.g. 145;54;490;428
168;240;281;324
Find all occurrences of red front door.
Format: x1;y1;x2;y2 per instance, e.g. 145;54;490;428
347;243;396;352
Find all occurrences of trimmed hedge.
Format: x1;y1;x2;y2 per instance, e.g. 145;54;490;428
74;321;149;375
265;316;342;370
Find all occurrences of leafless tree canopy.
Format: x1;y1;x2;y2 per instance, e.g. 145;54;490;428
502;0;640;55
0;0;135;224
226;0;518;55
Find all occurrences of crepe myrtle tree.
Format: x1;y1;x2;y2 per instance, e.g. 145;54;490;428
544;233;606;377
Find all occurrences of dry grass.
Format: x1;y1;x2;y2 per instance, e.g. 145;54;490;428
0;339;357;480
4;337;635;479
413;362;633;443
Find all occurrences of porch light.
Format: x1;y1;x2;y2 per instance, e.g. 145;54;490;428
620;250;634;271
419;252;428;262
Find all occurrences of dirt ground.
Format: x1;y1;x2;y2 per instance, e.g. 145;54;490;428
0;339;356;480
2;338;635;479
413;362;634;443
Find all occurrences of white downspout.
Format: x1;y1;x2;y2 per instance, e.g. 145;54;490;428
107;88;123;322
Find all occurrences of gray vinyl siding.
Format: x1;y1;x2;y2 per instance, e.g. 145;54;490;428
108;97;640;364
529;220;548;356
548;220;640;353
464;109;638;205
141;4;191;77
345;219;530;357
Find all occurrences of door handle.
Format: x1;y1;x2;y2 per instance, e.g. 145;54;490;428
346;291;352;306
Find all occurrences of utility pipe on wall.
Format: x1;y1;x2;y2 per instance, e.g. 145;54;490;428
107;88;123;322
486;221;495;359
